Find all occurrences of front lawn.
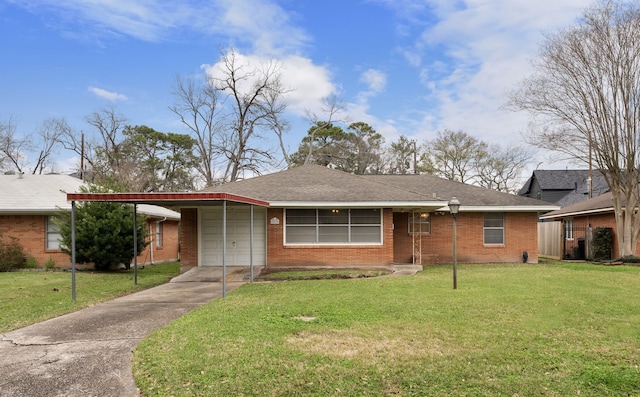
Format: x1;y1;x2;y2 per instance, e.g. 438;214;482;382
134;262;640;396
0;261;180;332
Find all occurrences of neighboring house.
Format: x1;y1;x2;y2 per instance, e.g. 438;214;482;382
0;173;180;268
68;165;558;268
539;191;627;259
519;169;609;207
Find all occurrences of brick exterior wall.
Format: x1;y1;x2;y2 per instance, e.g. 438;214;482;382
134;219;180;265
571;212;632;259
0;214;180;269
0;214;71;267
393;211;539;264
180;208;199;267
266;208;395;268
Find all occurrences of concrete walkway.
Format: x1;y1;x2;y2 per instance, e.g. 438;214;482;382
0;268;244;397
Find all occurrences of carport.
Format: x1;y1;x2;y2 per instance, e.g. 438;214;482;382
66;192;270;300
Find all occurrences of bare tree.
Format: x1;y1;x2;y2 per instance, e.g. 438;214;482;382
476;145;533;193
211;48;289;181
423;129;488;183
170;75;221;187
32;118;65;174
171;48;289;185
0;116;27;173
508;1;640;256
0;116;63;174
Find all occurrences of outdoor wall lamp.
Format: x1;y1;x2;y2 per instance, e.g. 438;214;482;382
448;197;460;290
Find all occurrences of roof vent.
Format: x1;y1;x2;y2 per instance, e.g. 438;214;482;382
18;172;24;179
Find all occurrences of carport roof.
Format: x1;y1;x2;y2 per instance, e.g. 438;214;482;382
66;192;270;207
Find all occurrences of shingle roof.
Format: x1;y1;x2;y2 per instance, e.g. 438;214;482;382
204;165;558;211
0;174;180;219
540;191;614;219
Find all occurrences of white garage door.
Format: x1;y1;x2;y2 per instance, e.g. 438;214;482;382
200;206;266;267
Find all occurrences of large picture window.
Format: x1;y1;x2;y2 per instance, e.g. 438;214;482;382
285;208;382;244
46;216;62;250
483;213;504;245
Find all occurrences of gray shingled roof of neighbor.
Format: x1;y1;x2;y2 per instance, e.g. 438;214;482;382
205;165;559;212
0;174;180;219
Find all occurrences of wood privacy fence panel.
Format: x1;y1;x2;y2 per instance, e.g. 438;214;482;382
538;221;562;259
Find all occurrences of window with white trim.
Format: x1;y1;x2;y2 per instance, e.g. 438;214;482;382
156;222;163;248
483;213;504;245
564;219;574;240
46;216;62;250
285;208;382;244
409;212;431;234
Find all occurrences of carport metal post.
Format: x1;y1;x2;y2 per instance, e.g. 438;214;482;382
222;200;227;297
133;204;138;285
71;200;77;301
250;204;254;283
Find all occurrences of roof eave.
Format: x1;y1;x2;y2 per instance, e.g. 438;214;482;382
540;207;614;220
269;201;448;208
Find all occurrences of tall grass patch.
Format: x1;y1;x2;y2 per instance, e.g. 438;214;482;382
134;263;640;396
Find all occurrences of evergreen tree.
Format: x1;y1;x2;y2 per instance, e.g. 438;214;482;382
57;186;148;270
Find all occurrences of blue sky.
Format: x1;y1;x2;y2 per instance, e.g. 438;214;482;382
1;0;594;174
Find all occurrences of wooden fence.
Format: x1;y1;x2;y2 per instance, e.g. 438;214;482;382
538;221;562;259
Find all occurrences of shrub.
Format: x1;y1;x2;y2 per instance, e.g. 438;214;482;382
45;256;56;270
25;256;38;269
592;227;614;261
0;235;27;272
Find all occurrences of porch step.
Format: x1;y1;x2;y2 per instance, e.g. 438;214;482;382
171;266;264;283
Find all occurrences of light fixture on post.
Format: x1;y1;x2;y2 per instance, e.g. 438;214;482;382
448;197;460;290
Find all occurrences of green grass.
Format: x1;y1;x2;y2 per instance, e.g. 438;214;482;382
134;262;640;396
0;261;180;332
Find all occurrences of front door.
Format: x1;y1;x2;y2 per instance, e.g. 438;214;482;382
200;206;266;266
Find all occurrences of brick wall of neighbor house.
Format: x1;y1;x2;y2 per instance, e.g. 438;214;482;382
0;214;72;267
266;208;395;268
180;208;198;268
134;219;180;265
394;212;539;264
571;213;623;258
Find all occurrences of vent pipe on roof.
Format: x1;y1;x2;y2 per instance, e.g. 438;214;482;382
18;172;24;179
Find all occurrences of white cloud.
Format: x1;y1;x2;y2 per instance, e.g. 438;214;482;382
401;0;593;145
88;86;128;101
202;51;335;117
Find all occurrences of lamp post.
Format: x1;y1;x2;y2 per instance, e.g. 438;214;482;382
448;197;460;290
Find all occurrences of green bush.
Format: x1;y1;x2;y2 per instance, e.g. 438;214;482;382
44;256;56;270
0;235;27;272
25;256;38;269
592;227;614;261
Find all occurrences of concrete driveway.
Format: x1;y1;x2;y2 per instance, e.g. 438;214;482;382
0;268;245;397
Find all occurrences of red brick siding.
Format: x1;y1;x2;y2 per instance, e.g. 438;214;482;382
394;212;539;264
0;215;181;268
180;208;198;267
134;219;180;264
266;208;395;268
0;214;71;267
571;213;630;258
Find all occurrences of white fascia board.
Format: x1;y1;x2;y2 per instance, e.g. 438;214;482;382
435;205;561;212
539;207;614;220
269;201;448;208
0;208;67;214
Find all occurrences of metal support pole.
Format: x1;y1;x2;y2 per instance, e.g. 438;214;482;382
71;201;77;301
222;201;227;298
452;214;457;290
133;204;138;285
250;204;254;283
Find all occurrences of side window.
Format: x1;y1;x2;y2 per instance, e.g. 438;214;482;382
564;219;574;240
46;216;62;250
483;213;504;245
156;222;163;248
